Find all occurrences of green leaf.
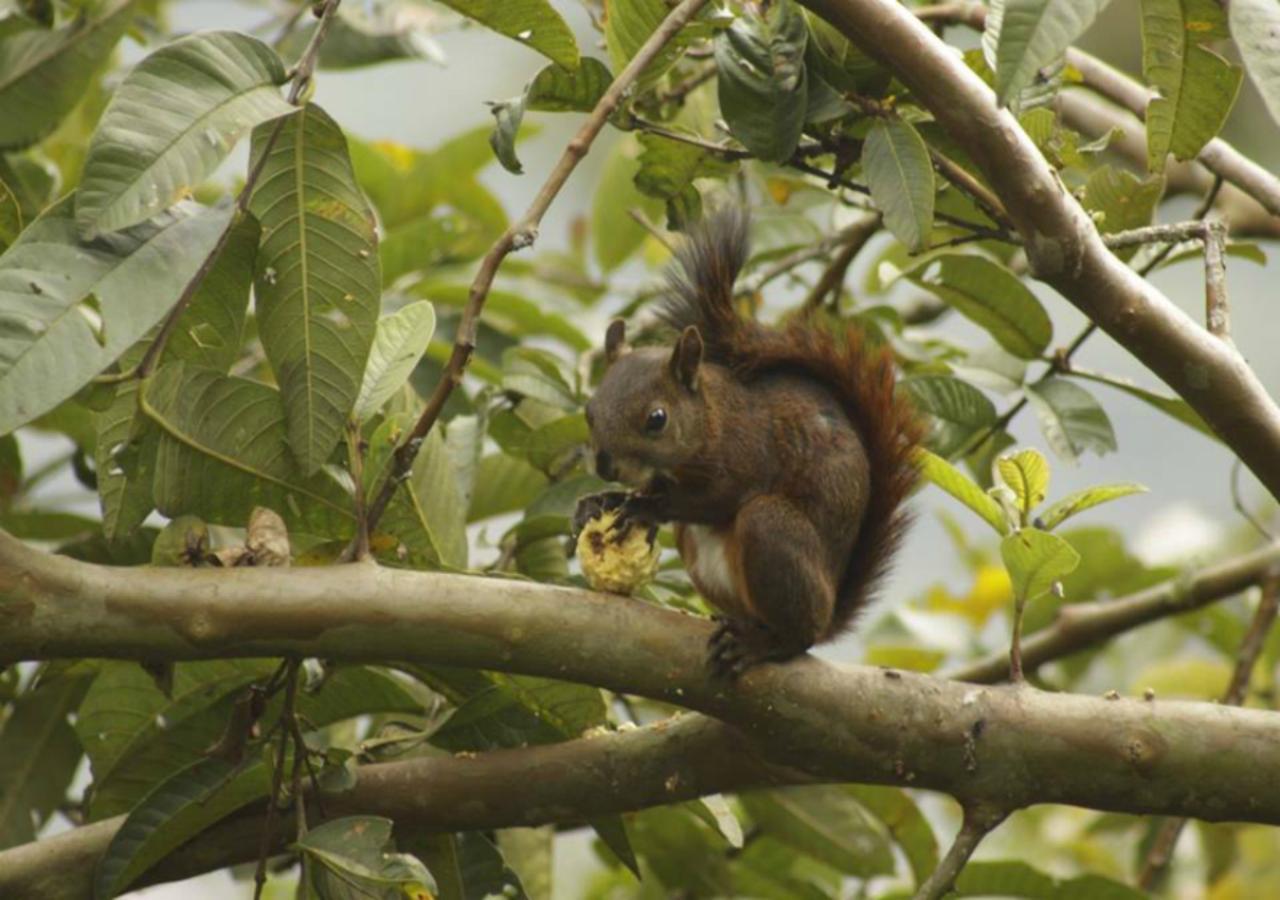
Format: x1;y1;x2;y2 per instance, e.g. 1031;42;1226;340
527;56;612;111
1039;482;1147;530
75;31;291;236
1142;0;1243;171
862;119;935;253
0;198;234;437
413;832;528;900
802;9;887;95
1001;527;1080;602
0;0;137;150
248;103;381;474
501;346;578;409
591;134;663;271
437;0;578;70
298;816;437;898
487;95;526;174
416;282;589;351
634;131;735;221
715;0;809;163
0;675;87;849
0;175;21;251
468;453;548;521
985;0;1113;105
1024;376;1117;462
995;447;1050;520
916;448;1010;534
741;786;895;878
142;363;354;539
353;301;436;424
1068;367;1217;438
953;860;1145;898
846;786;937;888
94;378;157;541
906;253;1052;358
93;756;270;899
605;0;693;91
75;659;274;819
278;8;445;70
901;375;996;458
429;672;607;752
1082;165;1165;259
1230;0;1280;129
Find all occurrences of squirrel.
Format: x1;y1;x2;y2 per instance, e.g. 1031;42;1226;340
581;207;923;677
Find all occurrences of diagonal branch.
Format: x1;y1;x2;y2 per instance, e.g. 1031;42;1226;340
798;0;1280;504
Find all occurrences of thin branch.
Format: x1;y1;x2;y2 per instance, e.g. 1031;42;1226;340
930;148;1012;230
627;208;676;252
135;0;344;380
913;803;1007;900
1102;220;1209;249
949;543;1280;683
358;0;713;546
801;212;881;311
1203;219;1230;340
254;659;299;900
1137;571;1280;889
629;115;753;161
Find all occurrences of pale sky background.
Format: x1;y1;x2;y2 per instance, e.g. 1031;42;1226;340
15;1;1277;897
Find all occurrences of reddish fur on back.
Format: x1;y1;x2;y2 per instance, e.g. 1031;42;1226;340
660;207;923;635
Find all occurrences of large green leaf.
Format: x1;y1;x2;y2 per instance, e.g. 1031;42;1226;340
985;0;1112;105
1142;0;1242;171
953;860;1146;898
94;756;271;899
605;0;694;91
527;56;613;111
94;377;157;542
414;282;589;351
0;0;137;150
1001;527;1080;603
901;374;995;458
353;301;436;424
1230;0;1280;129
1040;482;1147;531
75;31;291;237
75;659;273;819
0;675;88;849
468;453;548;522
846;786;937;887
1024;376;1116;462
277;7;445;70
862;119;935;253
248;104;381;474
741;786;895;878
916;447;1010;535
715;0;808;163
0;198;234;437
142;363;354;538
428;672;607;752
591;134;664;272
437;0;578;70
298;816;436;898
906;253;1052;358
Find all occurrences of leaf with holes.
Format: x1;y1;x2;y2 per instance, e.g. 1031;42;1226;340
995;448;1050;519
0;675;88;849
248;104;381;474
715;0;809;163
1001;527;1080;603
916;448;1010;535
1025;377;1117;462
353;301;436;424
1231;0;1280;130
985;0;1112;105
863;119;935;253
1142;0;1242;171
901;375;996;458
0;0;138;150
93;756;271;899
906;253;1051;359
438;0;578;70
75;31;291;237
0;198;233;437
1040;482;1147;531
142;363;354;539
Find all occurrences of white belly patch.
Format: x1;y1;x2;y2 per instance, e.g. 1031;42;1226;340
687;525;735;598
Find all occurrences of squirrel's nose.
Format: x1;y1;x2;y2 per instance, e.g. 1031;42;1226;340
595;450;616;481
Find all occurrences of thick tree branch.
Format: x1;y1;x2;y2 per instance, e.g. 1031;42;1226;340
798;0;1280;502
3;530;1280;830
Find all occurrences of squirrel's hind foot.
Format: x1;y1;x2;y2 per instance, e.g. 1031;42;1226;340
707;616;803;680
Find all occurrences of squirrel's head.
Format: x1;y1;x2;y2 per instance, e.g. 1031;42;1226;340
585;319;708;493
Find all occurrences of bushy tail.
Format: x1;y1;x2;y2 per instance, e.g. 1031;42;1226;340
660;207;923;634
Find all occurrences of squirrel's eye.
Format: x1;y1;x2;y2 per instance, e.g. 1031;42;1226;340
645;407;668;434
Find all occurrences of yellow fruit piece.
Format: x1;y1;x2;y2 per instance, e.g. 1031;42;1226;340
576;509;660;595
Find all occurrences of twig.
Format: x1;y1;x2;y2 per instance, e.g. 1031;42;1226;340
1203;219;1230;340
254;659;301;900
930;149;1012;230
949;543;1280;683
357;0;713;547
136;0;344;380
913;803;1007;900
628;115;752;160
627;208;676;252
801;213;881;311
1137;571;1280;889
653;63;716;106
1101;220;1208;250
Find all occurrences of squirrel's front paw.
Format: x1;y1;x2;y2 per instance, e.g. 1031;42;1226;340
571;490;631;542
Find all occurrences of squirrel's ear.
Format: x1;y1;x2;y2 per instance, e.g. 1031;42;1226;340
605;319;629;365
670;325;703;391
